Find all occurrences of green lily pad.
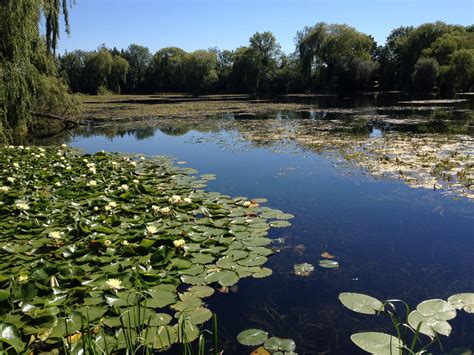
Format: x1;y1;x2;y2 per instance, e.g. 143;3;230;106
237;328;269;346
416;299;456;321
351;332;404;354
339;293;384;315
448;294;474;313
0;323;26;352
319;260;339;269
407;310;452;337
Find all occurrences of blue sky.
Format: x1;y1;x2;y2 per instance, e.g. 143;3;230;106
58;0;473;54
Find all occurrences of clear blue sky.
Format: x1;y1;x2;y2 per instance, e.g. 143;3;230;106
58;0;474;54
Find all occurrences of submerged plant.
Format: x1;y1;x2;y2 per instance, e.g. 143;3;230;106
339;292;474;354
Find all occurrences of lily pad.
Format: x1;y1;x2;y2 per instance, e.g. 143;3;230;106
339;293;384;315
350;332;404;354
448;294;474;313
237;328;269;346
407;310;452;337
319;260;339;269
416;299;456;321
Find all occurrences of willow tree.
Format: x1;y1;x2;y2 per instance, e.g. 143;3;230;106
0;0;76;143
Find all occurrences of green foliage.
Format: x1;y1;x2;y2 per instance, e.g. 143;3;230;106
339;292;474;354
412;57;439;92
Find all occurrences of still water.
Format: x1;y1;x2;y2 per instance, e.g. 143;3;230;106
60;97;473;354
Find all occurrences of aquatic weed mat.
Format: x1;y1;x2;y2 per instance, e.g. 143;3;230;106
0;145;292;352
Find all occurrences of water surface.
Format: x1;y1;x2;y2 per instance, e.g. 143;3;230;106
53;97;473;354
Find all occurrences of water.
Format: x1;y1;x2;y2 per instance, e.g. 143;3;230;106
49;97;473;354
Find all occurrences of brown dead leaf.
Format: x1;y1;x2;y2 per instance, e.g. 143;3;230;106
251;346;271;355
321;251;336;259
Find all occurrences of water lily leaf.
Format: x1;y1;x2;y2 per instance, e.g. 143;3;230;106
216;256;234;269
205;268;239;286
177;320;200;343
319;260;339;269
149;313;173;326
237;328;268;346
187;285;214;298
280;338;296;352
448;294;474;313
145;290;176;308
269;220;291;228
350;332;404;354
191;253;215;264
252;267;273;279
339;293;384;315
408;310;452;337
0;323;26;352
149;325;177;349
416;299;456;321
176;307;212;325
237;255;268;267
264;337;281;351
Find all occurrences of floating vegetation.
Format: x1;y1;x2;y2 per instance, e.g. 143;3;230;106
293;263;314;277
237;328;297;354
74;112;474;201
318;260;339;269
0;145;292;352
320;251;336;259
339;292;474;354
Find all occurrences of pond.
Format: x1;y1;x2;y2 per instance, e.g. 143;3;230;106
46;94;474;354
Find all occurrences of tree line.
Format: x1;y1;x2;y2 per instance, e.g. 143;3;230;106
59;22;474;96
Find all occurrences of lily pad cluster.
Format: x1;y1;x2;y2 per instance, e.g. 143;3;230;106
0;145;292;352
237;328;297;354
339;292;474;354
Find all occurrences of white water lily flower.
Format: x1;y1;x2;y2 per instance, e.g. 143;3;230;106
130;161;137;167
89;167;96;174
169;195;182;204
48;231;61;239
173;239;186;248
16;202;30;210
140;156;145;160
121;240;129;246
38;147;46;153
7;177;15;183
18;145;24;149
146;225;158;235
54;181;62;187
87;180;97;187
18;274;29;283
12;162;19;168
132;179;139;184
104;239;112;247
242;201;251;207
65;166;72;171
160;207;172;215
105;278;123;291
0;186;9;192
183;197;192;204
151;205;160;212
108;201;117;208
120;184;129;191
111;161;118;166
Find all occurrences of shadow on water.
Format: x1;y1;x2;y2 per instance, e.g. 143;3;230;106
35;98;474;354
